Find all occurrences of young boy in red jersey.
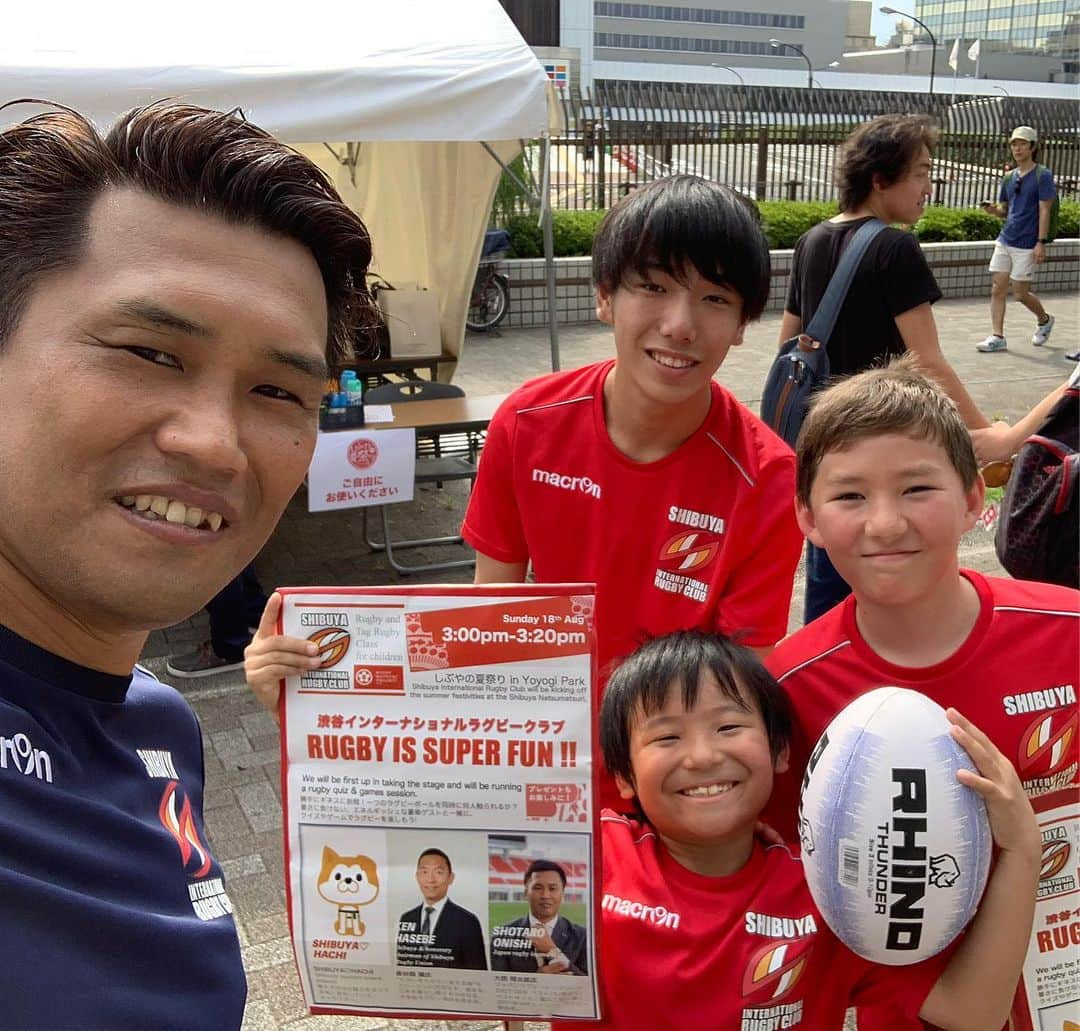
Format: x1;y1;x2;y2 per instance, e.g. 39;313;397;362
461;175;803;812
555;630;1037;1031
764;357;1079;1028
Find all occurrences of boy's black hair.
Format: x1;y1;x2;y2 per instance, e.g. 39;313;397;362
600;631;792;795
523;859;567;887
591;174;770;322
416;848;453;875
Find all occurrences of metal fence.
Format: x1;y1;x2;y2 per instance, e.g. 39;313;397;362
517;81;1080;213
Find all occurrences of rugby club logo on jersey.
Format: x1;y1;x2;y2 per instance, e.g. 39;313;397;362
1018;709;1076;779
654;506;725;603
659;532;719;573
159;781;212;878
741;935;814;1004
157;779;235;921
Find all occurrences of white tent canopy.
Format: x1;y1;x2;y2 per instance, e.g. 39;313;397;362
0;0;557;370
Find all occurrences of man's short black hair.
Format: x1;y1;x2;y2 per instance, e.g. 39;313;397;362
524;858;567;887
600;631;792;796
591;174;770;322
417;848;452;874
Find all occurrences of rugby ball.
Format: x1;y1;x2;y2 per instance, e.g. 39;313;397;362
799;687;991;966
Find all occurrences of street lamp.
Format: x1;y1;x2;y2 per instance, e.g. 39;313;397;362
880;6;937;95
993;84;1010;97
710;63;746;87
769;38;813;88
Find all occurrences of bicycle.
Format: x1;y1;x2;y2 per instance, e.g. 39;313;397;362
466;229;511;332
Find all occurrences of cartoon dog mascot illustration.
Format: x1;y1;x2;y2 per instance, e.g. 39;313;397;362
316;846;380;936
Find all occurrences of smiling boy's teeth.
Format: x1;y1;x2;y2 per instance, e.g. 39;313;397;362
652;352;693;369
683;783;733;797
120;494;225;532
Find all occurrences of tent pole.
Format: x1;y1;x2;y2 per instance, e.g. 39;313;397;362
541;135;560;371
480;139;560;372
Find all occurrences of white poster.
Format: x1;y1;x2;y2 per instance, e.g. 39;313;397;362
279;584;601;1022
1016;791;1079;1030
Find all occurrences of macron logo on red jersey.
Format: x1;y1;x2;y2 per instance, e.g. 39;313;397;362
531;467;601;499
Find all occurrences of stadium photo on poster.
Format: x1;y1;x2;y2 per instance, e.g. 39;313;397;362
488;832;593;983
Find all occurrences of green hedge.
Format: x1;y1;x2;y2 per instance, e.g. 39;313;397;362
502;199;1080;258
756;201;838;248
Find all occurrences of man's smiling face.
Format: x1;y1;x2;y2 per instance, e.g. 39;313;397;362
0;187;329;634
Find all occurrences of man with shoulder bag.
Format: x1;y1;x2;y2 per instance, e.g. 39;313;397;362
767;114;990;622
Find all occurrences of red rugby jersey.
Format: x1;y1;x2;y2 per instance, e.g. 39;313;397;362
551;812;940;1030
462;360;802;810
766;570;1080;1030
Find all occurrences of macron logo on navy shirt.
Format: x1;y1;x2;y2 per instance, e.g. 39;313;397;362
0;731;53;782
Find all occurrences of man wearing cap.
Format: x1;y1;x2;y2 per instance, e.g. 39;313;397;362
976;126;1057;353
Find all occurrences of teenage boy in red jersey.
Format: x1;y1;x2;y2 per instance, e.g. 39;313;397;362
764;357;1079;1028
551;630;1037;1031
460;175;803;811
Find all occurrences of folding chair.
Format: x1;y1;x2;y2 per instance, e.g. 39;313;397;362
361;380;479;574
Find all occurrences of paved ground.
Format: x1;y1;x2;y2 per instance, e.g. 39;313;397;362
139;290;1078;1030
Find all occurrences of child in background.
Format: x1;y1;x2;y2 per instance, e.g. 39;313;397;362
558;630;1038;1031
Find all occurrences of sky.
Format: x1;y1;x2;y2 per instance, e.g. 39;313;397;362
871;0;917;45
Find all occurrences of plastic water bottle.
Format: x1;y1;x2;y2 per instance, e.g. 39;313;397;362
345;378;365;428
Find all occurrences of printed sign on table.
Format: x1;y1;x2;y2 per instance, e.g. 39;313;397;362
308;428;416;512
279;584;600;1021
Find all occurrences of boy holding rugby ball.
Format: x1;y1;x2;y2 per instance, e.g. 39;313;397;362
766;357;1079;1027
555;630;1037;1030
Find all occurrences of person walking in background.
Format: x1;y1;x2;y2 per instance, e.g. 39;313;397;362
167;563;267;677
780;114;989;623
976;126;1057;353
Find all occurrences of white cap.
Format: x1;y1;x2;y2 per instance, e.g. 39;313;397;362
1010;125;1038;143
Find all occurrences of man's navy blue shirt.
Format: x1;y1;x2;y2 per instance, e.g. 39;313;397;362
0;623;246;1029
998;164;1057;249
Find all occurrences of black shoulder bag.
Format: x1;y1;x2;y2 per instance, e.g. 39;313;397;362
761;219;886;448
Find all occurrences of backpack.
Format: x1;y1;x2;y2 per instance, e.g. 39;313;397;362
761;219;886;448
1004;165;1060;242
994;373;1078;588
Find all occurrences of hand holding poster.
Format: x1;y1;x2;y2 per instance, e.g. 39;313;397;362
279;584;600;1021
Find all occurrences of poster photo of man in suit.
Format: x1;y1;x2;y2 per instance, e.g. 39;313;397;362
396;848;488;970
490;860;588;975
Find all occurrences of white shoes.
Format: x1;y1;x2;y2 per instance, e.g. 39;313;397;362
1032;315;1055;346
